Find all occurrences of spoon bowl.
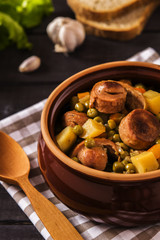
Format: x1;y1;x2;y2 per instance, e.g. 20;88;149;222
0;131;30;184
0;131;83;240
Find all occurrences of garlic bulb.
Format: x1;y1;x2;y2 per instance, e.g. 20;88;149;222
46;17;85;53
19;56;41;73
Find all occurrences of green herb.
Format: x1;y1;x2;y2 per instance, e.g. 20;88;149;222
16;0;54;28
0;12;31;50
0;0;54;50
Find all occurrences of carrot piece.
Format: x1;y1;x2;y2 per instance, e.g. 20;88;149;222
77;92;89;99
148;144;160;160
109;113;124;124
135;87;146;94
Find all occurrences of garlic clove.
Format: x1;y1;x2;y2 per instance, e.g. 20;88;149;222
46;17;72;44
19;56;41;73
73;21;86;46
59;25;78;52
46;17;65;44
46;17;85;53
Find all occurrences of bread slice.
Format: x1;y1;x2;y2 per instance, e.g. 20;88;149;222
76;2;159;41
67;0;157;21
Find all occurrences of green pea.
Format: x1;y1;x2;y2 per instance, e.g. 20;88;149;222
71;96;79;109
87;108;98;118
126;170;135;174
112;134;121;142
120;150;129;159
121;159;129;166
113;161;125;173
124;156;131;162
108;130;116;137
94;116;104;123
125;163;136;173
117;147;124;154
72;157;79;163
119;142;129;151
84;138;95;148
73;125;83;136
130;150;140;157
75;102;85;112
156;138;160;144
135;83;146;89
84;100;89;109
108;119;116;129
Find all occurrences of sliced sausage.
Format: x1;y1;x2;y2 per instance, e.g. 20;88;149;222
119;109;160;149
89;80;127;114
77;146;108;170
119;81;146;110
62;110;88;127
71;138;119;170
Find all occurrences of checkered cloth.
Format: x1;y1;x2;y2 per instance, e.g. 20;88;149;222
1;47;160;240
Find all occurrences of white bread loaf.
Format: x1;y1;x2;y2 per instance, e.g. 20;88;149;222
75;2;159;41
67;0;158;21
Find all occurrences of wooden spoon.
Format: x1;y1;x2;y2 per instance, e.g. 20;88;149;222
0;131;84;240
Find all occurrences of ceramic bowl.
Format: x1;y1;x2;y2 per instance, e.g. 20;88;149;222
38;61;160;227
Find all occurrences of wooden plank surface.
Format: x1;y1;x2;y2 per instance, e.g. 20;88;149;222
0;0;160;239
1;31;160;119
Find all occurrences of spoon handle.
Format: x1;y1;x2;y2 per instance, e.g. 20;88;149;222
18;175;84;240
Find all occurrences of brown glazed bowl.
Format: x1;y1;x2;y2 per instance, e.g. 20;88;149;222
38;61;160;227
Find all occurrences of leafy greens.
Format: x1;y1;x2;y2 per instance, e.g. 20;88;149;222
0;12;31;50
0;0;54;50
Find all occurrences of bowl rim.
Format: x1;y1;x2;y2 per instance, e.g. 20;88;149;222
41;60;160;182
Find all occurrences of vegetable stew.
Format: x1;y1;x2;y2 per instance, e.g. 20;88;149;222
55;79;160;174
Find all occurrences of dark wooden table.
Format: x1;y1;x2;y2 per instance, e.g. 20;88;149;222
0;0;160;239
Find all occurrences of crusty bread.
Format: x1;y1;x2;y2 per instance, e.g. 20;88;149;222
76;2;159;41
67;0;157;21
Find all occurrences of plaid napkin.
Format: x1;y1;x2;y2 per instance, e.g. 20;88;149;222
1;47;160;240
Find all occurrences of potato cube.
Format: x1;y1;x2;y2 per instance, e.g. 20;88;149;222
77;92;89;99
143;90;160;115
56;126;77;152
78;92;90;104
131;151;159;173
80;119;106;139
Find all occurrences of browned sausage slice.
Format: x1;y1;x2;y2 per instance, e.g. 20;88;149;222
119;109;160;149
119;81;146;110
77;146;108;170
71;138;119;170
62;110;88;127
89;80;127;114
